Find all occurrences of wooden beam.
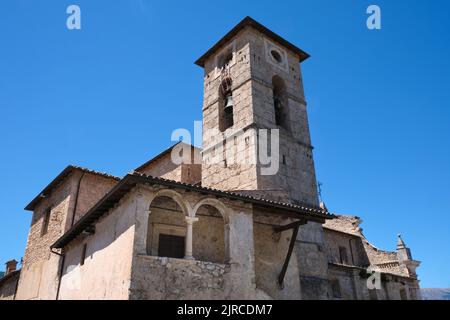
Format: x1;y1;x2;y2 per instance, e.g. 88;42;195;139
273;219;306;233
278;223;300;288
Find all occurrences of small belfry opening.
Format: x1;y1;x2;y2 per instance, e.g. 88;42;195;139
193;204;228;264
146;196;186;258
219;77;234;132
272;75;289;131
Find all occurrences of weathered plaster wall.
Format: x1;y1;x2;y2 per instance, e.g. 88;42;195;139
58;192;136;300
253;211;302;300
295;222;329;300
193;208;226;264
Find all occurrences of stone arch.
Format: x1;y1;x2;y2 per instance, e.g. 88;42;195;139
192;197;230;223
146;189;191;257
151;189;191;216
192;197;231;263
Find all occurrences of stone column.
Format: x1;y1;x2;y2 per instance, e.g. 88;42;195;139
185;216;199;260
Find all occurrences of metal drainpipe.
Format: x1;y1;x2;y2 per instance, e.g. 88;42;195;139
51;248;65;300
51;171;85;300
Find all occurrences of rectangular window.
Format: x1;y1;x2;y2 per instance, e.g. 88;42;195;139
330;280;341;299
400;288;408;300
339;246;349;265
369;289;378;300
158;234;185;259
80;244;87;266
41;208;51;236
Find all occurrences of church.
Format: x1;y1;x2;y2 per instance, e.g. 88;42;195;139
0;17;420;300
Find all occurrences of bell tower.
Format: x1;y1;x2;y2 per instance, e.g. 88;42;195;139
196;17;319;206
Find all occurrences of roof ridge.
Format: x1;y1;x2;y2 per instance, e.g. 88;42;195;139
25;165;121;211
68;165;121;180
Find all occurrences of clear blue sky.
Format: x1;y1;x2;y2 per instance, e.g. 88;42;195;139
0;0;449;289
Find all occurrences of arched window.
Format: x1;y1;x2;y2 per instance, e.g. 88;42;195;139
219;77;234;132
147;195;187;258
272;75;289;131
192;199;230;264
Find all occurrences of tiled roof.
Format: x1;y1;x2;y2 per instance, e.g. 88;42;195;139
25;165;121;211
132;172;330;215
0;269;20;287
51;172;333;249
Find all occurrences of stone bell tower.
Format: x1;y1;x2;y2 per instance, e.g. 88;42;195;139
196;17;319;207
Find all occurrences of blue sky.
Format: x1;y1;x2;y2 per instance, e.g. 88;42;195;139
0;0;449;288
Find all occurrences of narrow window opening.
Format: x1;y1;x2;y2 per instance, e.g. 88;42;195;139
400;288;408;300
272;75;289;131
218;50;233;69
219;78;234;132
271;49;283;63
80;243;87;266
331;280;341;299
339;246;349;265
41;208;51;236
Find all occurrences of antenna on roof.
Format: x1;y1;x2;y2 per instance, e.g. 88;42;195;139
317;181;323;203
317;181;328;211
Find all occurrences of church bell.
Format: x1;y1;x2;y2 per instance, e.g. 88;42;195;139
224;94;234;111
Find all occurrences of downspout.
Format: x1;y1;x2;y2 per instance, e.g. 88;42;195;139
51;248;65;300
52;171;84;300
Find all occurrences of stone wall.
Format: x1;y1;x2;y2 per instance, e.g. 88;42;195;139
130;185;258;300
71;173;118;225
15;172;78;300
136;148;202;185
323;228;370;267
295;222;329;300
130;256;230;300
200;27;318;206
324;215;421;300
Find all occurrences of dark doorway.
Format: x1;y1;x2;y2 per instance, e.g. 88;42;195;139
158;234;185;259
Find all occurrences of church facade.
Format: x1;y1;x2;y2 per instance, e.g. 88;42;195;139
1;17;420;300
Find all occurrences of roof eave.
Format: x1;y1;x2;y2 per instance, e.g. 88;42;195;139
24;165;121;211
52;173;332;249
195;16;310;68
